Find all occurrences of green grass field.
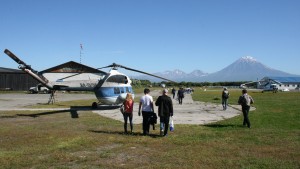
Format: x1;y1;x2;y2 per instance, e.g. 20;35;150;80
0;89;299;168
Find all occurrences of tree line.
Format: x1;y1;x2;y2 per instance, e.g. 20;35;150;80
131;79;250;88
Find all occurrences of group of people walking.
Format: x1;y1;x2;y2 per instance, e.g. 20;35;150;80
121;88;174;136
222;87;254;128
171;87;185;104
121;86;254;136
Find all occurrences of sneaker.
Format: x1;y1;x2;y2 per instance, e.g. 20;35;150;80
160;130;164;136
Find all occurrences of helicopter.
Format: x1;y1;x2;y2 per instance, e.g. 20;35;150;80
4;49;174;108
240;80;282;93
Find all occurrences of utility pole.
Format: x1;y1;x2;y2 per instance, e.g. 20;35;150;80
80;44;83;63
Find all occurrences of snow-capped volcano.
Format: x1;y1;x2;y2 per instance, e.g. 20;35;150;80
239;56;257;62
200;56;294;82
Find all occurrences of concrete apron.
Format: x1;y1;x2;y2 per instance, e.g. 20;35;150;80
93;90;256;125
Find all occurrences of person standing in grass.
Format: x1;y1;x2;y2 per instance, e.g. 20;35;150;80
138;88;154;135
221;87;230;110
238;89;254;128
155;89;173;136
122;93;134;134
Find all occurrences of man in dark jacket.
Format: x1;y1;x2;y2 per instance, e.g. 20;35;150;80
155;89;173;136
177;87;184;104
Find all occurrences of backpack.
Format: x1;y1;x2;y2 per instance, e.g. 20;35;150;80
242;94;253;106
223;91;229;99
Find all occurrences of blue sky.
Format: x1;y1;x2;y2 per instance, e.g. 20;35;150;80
1;0;299;76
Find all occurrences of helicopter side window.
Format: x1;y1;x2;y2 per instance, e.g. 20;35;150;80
126;87;132;93
120;87;125;93
114;87;120;94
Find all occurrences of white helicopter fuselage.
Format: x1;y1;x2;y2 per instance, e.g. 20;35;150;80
43;70;134;104
94;70;134;105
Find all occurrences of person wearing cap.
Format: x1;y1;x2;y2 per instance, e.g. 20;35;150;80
221;87;230;110
138;88;154;135
155;89;174;136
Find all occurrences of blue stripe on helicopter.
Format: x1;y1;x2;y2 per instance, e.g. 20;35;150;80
94;86;134;98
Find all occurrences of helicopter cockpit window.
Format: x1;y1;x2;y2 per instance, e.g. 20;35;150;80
124;76;128;84
114;87;120;94
126;87;130;93
107;75;128;84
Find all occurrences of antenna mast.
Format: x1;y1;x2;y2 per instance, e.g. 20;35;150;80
80;44;83;63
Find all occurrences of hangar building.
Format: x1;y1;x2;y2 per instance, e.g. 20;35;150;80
0;61;104;91
0;67;39;91
258;76;300;91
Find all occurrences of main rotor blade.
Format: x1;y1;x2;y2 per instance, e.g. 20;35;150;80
127;67;175;82
107;63;176;83
97;63;120;70
4;49;37;73
57;73;82;81
98;64;114;69
58;71;109;81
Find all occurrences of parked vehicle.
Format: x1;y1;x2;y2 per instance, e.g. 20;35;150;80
29;84;50;94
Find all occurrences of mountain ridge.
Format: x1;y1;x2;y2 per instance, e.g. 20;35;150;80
133;56;299;82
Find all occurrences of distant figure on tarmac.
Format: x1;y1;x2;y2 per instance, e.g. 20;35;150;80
138;88;154;135
221;87;230;110
177;87;185;105
238;89;254;128
171;87;176;99
155;89;173;136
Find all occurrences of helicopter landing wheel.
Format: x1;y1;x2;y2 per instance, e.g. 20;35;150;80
92;102;98;109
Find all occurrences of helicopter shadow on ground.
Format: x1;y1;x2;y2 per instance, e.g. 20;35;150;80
15;105;120;119
203;123;244;128
88;129;162;138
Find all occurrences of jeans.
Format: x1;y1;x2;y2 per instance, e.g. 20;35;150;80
123;113;133;133
160;116;170;136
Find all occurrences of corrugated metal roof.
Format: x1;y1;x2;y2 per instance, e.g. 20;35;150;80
0;67;23;73
267;76;300;83
40;61;107;74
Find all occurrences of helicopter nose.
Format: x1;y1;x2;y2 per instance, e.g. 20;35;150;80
119;93;127;100
116;93;127;104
